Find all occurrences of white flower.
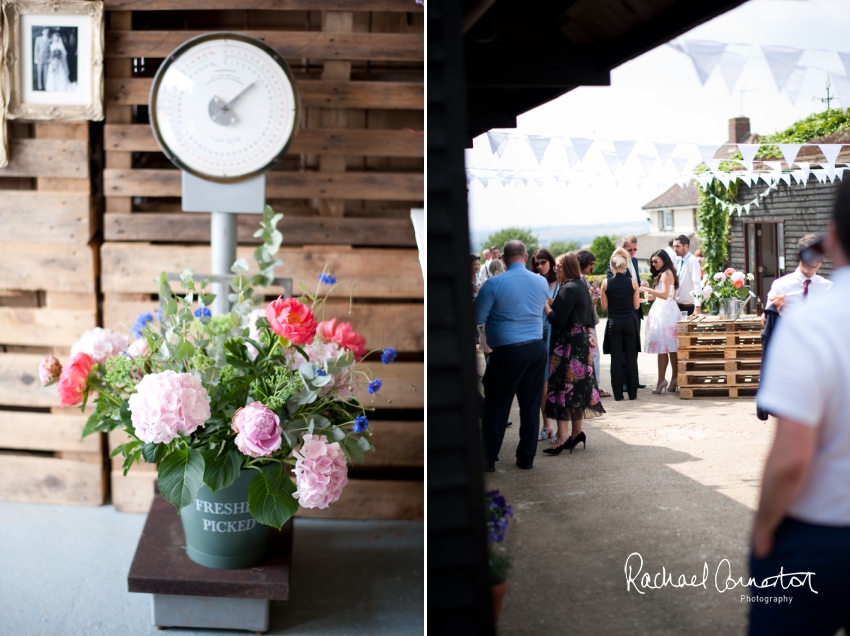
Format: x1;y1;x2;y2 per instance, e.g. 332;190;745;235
702;286;713;300
713;272;727;282
730;271;745;283
746;272;755;281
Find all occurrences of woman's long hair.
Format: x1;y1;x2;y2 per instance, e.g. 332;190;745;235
532;248;558;284
650;249;679;290
556;252;582;282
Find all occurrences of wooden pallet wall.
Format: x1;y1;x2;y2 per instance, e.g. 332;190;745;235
0;122;106;506
100;1;424;520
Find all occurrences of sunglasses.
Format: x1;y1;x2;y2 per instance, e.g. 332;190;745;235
799;238;826;266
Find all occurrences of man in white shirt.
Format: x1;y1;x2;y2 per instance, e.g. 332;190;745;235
749;187;850;634
479;248;491;282
765;233;833;317
672;235;702;315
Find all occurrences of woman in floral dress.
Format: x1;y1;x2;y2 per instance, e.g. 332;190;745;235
639;250;681;393
542;253;605;456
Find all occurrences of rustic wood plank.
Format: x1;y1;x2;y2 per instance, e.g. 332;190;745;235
104;124;423;157
0;140;89;179
104;0;422;10
104;213;417;247
103;169;423;200
0;353;61;407
44;292;98;311
0;307;97;347
106;78;424;110
0;291;39;307
0;454;105;505
106;30;423;61
360;362;422;409
296;479;423;520
110;469;157;512
0;192;96;244
100;243;423;299
364;421;423;467
103;299;423;352
0;243;96;292
0;411;98;453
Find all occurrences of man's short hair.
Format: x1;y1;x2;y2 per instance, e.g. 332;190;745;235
674;234;690;247
471;254;480;263
502;240;526;261
576;250;596;271
490;245;499;252
797;233;820;252
621;235;638;247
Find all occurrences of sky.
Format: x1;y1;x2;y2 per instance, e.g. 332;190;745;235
466;0;850;232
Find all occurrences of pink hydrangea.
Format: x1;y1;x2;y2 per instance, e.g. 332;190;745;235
71;328;128;363
127;339;150;359
713;272;727;283
266;297;317;345
39;355;62;385
128;371;211;444
292;433;348;509
57;352;93;407
232;402;282;458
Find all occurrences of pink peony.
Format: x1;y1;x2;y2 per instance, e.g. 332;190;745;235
292;433;348;509
266;297;317;345
57;353;94;407
733;279;744;289
127;339;150;359
318;319;367;360
730;271;745;284
128;371;210;444
713;272;727;282
232;402;282;458
39;355;62;385
71;327;128;363
724;268;736;277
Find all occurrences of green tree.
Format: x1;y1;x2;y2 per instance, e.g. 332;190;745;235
697;178;738;277
546;240;580;257
482;227;539;263
588;235;616;275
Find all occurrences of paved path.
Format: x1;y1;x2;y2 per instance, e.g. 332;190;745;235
482;321;775;635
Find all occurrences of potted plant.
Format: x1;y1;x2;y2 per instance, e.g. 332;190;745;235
484;489;513;623
39;207;400;569
693;267;756;317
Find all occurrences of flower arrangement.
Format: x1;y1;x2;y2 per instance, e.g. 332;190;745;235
693;267;755;311
485;489;513;585
40;207;400;530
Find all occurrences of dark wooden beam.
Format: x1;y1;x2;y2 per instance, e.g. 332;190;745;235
465;44;610;87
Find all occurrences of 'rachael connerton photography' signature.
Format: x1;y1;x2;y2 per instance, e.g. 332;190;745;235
624;552;817;594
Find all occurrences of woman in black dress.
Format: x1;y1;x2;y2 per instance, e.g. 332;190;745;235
542;253;606;455
601;247;642;400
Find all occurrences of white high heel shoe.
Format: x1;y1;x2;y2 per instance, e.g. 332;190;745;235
652;380;668;394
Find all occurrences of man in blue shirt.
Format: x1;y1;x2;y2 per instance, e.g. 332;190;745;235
474;240;549;471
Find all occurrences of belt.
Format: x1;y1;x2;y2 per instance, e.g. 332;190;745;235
677;302;694;308
493;338;541;352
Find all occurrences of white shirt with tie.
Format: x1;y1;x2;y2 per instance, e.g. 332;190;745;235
766;267;832;316
675;252;702;305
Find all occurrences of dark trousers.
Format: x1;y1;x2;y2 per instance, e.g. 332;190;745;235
677;303;695;316
609;317;639;400
749;517;850;636
482;339;546;466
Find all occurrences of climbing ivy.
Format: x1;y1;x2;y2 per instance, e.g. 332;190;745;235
697;178;738;277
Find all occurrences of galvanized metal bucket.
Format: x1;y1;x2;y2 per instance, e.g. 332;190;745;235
179;468;270;569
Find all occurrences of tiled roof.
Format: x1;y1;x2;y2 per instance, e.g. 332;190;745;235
641;180;699;209
634;232;700;262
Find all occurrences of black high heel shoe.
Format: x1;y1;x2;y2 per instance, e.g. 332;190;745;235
543;437;574;455
570;432;587;454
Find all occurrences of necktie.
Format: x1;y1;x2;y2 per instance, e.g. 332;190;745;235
678;258;684;275
803;278;810;298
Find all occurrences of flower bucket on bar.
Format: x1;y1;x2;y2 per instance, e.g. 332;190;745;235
39;206;408;569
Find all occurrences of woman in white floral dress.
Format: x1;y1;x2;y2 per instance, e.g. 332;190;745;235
639;250;681;393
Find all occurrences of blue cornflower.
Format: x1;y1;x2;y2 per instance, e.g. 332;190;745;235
380;347;397;364
194;307;212;318
155;307;163;322
132;312;154;338
318;272;337;285
353;415;369;433
315;368;326;376
367;379;382;394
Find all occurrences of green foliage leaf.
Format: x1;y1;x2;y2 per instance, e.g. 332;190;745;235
697;179;738;279
588;235;617;275
547;240;581;257
231;258;249;274
176;339;195;362
480;227;539;262
247;465;299;530
342;437;365;463
157;447;205;511
200;447;243;493
357;435;371;451
142;442;167;464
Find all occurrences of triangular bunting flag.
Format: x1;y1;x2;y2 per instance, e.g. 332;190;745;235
571;138;594;162
791;170;806;185
839;52;850;81
695;173;714;189
613;140;637;165
818;144;843;168
478;176;489;188
780;173;793;187
636;154;656;176
777;144;803;168
535;178;547;187
697;144;721;164
718;51;747;95
487;132;510;157
814;169;828;184
682;40;727;85
738;144;759;172
784;66;807;105
526;135;552;164
761;45;804;92
744;204;751;215
671;156;690;175
565;146;580;168
654;142;677;165
758;172;773;186
830;71;850;111
601;151;621;174
796;162;810;183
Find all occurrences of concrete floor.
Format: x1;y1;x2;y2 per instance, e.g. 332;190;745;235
483;320;778;635
0;502;423;636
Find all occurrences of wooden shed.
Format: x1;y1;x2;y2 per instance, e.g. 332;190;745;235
0;0;423;521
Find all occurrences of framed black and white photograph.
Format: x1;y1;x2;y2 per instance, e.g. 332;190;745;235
1;0;103;121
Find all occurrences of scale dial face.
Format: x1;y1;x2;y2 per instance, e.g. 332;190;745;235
150;33;300;182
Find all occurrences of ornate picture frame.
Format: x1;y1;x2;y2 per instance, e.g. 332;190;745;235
1;0;104;121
